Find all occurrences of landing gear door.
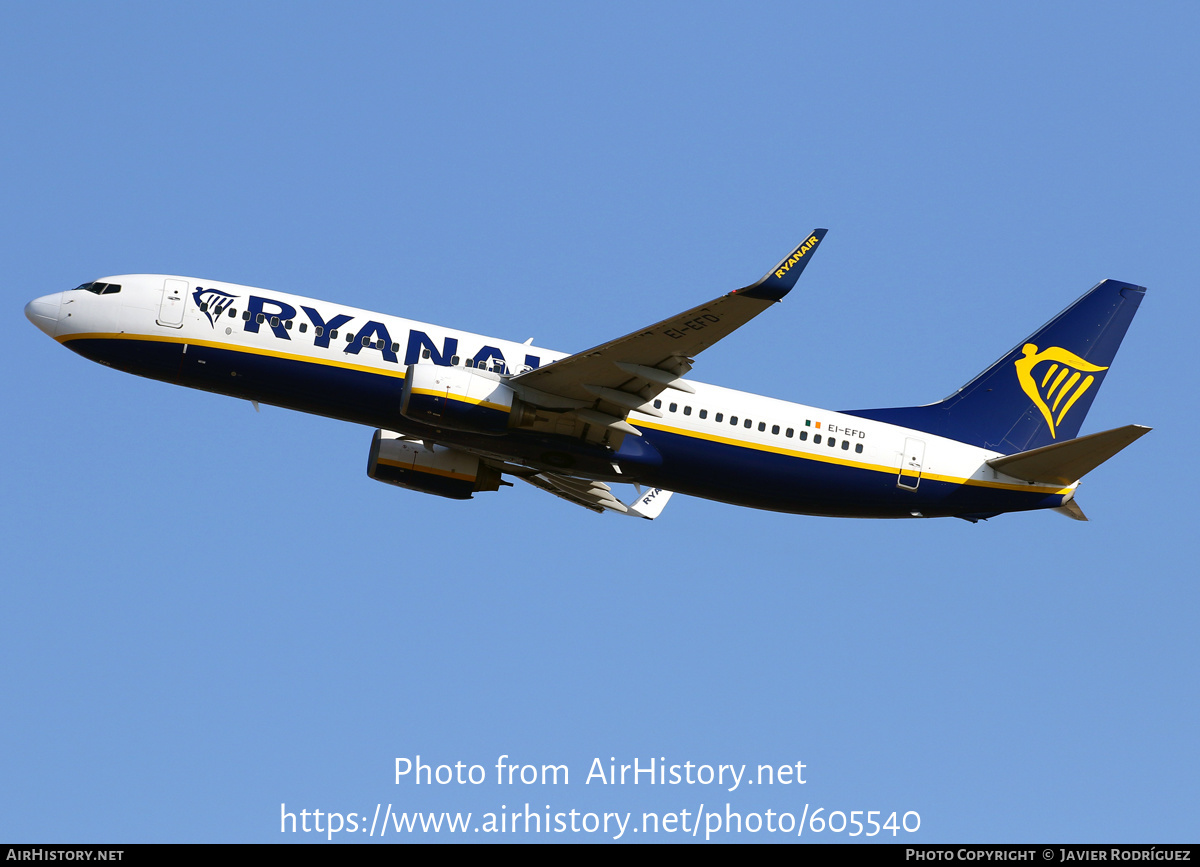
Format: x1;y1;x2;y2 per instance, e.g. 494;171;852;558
897;437;925;490
157;279;188;328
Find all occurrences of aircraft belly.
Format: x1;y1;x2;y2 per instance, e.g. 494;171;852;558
61;336;640;473
65;336;408;427
66;335;183;380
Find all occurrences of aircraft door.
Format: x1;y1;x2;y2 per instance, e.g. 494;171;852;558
897;437;925;490
157;279;188;328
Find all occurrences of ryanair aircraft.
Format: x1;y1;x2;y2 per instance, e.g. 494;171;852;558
24;230;1149;522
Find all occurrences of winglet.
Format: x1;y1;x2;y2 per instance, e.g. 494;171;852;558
625;486;673;520
733;228;828;301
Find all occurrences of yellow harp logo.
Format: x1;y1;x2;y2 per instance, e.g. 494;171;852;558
1014;344;1108;439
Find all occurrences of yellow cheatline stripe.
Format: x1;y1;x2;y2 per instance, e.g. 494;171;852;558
377;457;475;481
409;387;510;413
634;419;1071;495
58;331;408;379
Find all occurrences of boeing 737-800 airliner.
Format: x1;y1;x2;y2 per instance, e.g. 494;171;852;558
25;230;1149;521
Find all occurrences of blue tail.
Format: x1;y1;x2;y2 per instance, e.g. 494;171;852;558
845;280;1146;454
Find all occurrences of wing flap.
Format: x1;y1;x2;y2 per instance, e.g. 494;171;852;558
514;472;674;519
516;472;627;513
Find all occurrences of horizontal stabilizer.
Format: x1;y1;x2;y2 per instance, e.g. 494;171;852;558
987;424;1151;485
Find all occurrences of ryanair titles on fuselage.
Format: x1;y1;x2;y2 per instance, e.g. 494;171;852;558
193;287;544;374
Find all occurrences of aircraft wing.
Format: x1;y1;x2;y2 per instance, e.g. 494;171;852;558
514;472;674;519
508;229;827;431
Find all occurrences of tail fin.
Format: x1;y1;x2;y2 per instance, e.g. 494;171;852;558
846;280;1146;453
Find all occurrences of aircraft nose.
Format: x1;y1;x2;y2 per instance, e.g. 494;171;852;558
25;292;63;337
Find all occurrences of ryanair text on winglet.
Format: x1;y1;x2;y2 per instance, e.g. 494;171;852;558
774;235;820;279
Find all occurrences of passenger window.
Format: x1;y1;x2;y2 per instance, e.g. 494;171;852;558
730;416;738;425
346;333;354;342
786;428;794;437
744;419;752;429
855;443;863;453
314;326;324;337
758;422;765;432
828;437;837;448
683;406;691;416
466;359;473;367
228;308;237;318
329;329;338;339
715;413;723;422
842;440;850;450
391;343;400;353
299;322;308;333
813;434;821;444
800;431;808;441
772;424;779;435
270;316;279;327
242;311;251;321
669;403;677;413
285;320;293;330
199;302;209;312
362;336;370;346
256;313;265;324
653;399;661;409
699;409;707;419
452;356;461;366
423;349;431;359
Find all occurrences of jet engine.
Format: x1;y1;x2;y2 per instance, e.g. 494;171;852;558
399;364;535;435
366;430;505;500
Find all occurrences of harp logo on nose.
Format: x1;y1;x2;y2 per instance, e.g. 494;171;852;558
193;287;238;327
1014;344;1109;439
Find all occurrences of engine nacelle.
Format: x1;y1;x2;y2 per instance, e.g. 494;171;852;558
367;430;503;500
399;364;533;434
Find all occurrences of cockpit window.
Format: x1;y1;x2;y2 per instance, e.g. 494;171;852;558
72;282;121;295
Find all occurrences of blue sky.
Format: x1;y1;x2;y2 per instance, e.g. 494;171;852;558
3;2;1197;843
